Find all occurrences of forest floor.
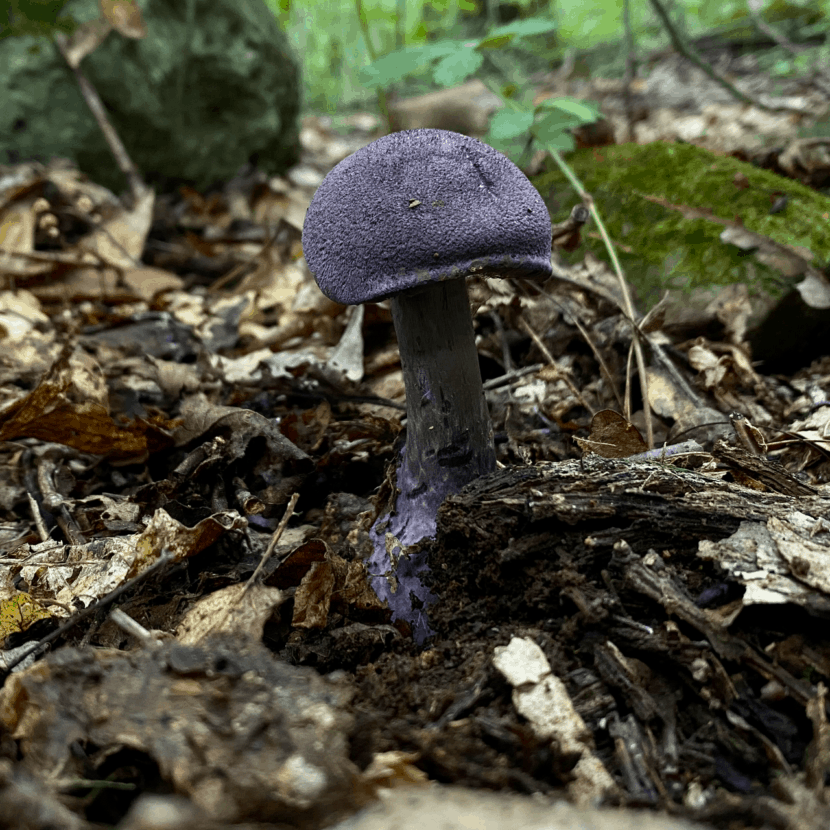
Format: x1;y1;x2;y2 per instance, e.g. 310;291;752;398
1;31;830;830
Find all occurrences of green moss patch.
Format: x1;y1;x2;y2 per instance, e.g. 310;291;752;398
533;141;830;310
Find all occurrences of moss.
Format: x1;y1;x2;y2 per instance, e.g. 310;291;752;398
532;141;830;310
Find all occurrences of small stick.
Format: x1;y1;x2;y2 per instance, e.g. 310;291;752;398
621;0;638;142
490;310;513;373
27;492;50;543
521;279;624;411
201;493;300;640
242;492;300;596
0;548;174;680
483;363;543;391
53;32;148;202
648;0;807;114
519;316;594;415
628;439;705;462
109;608;162;648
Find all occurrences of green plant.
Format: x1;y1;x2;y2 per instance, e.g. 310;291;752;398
359;16;600;156
0;0;76;38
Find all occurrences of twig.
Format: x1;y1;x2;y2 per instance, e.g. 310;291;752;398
628;439;704;462
624;338;635;427
200;493;300;640
27;491;50;543
519;316;594;415
482;363;543;391
490;310;513;373
37;452;85;545
745;0;830;96
242;493;300;595
648;0;806;114
109;608;162;648
520;279;625;412
53;32;148;202
0;547;174;681
543;146;654;448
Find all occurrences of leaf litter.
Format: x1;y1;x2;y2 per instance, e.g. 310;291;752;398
0;103;829;830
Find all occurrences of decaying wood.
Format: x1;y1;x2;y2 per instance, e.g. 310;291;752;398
406;453;830;820
711;440;818;496
438;455;827;546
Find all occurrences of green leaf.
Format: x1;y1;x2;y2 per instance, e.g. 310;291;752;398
362;6;397;24
477;16;557;49
359;42;458;88
432;47;483;87
536;96;599;123
489;108;534;140
476;33;513;50
532;110;577;144
0;0;75;39
541;132;576;153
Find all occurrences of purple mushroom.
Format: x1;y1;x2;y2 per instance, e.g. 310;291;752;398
302;129;552;642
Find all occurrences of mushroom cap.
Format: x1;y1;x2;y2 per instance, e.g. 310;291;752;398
302;129;552;305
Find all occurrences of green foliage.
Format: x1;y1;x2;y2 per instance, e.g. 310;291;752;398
359;14;598;157
359;18;556;88
0;0;76;38
271;0;830;113
360;41;461;87
533;142;830;309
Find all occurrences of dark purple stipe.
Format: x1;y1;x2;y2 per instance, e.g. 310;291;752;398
367;450;441;645
367;279;496;643
302;129;553;642
303;129;552;305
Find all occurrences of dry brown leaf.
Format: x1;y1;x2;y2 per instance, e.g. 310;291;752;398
778;137;830;186
130;508;247;579
292;560;336;629
56;17;113;68
176;583;285;644
0;591;52;639
575;409;648;458
121;265;184;300
75;187;154;268
0;344;173;460
0;290;49;341
267;538;328;589
0;200;38;277
100;0;148;38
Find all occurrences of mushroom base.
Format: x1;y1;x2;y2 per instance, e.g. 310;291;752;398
368;279;496;643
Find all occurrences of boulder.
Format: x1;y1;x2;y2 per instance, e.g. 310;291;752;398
1;0;300;192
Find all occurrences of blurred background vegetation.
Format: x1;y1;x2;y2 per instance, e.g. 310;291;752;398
264;0;829;113
3;0;827;118
2;0;827;189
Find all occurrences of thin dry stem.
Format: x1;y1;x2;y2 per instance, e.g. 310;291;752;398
545;148;654;447
521;280;624;412
27;491;50;543
53;32;148;203
519;316;594;415
242;492;301;599
648;0;809;114
201;493;300;641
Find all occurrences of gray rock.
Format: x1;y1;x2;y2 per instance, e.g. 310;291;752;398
0;0;300;192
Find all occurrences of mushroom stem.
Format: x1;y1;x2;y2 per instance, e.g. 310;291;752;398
367;278;496;642
390;278;496;513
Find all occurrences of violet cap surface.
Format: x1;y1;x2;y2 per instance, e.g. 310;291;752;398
302;129;552;305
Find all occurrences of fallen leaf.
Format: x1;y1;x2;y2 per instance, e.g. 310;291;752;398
576;409;648;458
